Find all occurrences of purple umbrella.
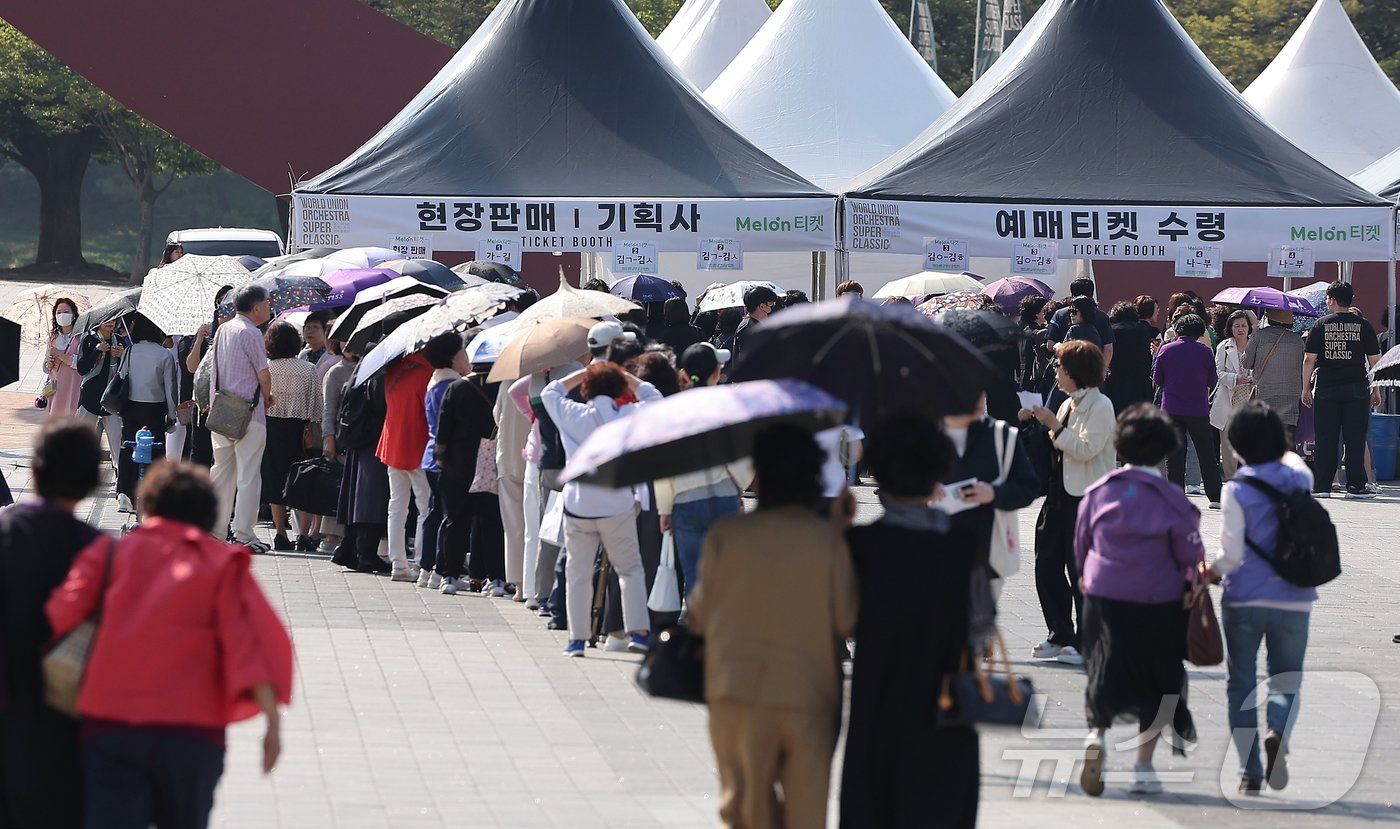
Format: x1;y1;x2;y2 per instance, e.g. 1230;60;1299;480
312;268;399;310
609;274;683;303
982;276;1053;314
560;379;848;488
1212;286;1319;317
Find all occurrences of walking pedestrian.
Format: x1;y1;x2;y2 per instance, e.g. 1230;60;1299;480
688;423;858;829
1211;310;1257;478
46;462;293;829
1203;401;1318;794
0;419;102;829
1242;309;1305;447
841;414;978;829
1021;340;1116;665
74;319;125;472
262;321;320;552
1302;281;1382;498
1154;314;1222;507
116;316;177;513
43;298;83;417
209;284;275;552
1076;403;1202;797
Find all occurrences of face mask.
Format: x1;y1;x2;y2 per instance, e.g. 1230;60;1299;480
56;312;74;327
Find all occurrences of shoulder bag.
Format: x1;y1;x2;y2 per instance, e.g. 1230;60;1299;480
938;629;1037;728
464;379;499;494
988;422;1022;579
100;348;130;416
206;335;261;440
635;626;705;703
42;537;116;718
1184;572;1224;666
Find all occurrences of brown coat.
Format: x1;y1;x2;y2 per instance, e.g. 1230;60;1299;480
688;506;859;714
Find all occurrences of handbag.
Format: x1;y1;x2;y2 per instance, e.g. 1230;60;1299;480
938;630;1036;728
205;336;260;440
647;531;682;613
465;380;499;494
282;456;344;516
41;377;57;400
988;422;1022;579
1185;574;1224;667
100;349;130;416
635;627;705;703
42;538;116;718
939;631;1036;728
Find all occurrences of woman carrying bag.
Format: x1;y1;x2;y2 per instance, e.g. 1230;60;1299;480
1210;310;1256;478
43;298;84;417
114;316;176;514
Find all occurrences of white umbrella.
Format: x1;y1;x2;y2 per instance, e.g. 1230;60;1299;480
136;255;252;335
464;311;522;364
328;276;449;341
322;246;403;269
514;272;636;324
872;272;982;299
411;284;525;349
695;280;781;313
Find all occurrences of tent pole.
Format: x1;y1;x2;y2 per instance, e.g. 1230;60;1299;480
820;251;828;300
811;252;819;299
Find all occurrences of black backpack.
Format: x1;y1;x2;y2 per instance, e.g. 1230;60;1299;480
1236;477;1341;588
337;372;383;451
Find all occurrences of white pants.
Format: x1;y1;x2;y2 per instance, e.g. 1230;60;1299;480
386;466;430;569
211;421;267;543
75;408;122;471
521;461;543;600
564;509;647;642
499;473;527;585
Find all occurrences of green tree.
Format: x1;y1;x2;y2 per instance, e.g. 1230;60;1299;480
0;21;101;268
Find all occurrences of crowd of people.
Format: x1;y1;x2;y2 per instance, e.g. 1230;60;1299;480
5;268;1387;828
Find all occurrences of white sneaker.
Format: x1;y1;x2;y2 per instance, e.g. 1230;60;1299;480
391;566;416;583
415;569;433;588
1185;484;1203;495
489;579;507;598
427;572;443;590
440;577;461;595
317;540;337;555
524;597;540;611
1127;763;1163;795
1032;640;1064;660
603;634;630;652
1056;646;1084;666
116;493;134;514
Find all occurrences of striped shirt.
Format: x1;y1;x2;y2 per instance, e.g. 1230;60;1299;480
212;314;269;424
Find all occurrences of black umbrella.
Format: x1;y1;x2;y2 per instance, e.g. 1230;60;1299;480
383;259;467;291
73;287;142;332
453;260;527;288
0;317;19;388
730;295;995;420
931;308;1026;352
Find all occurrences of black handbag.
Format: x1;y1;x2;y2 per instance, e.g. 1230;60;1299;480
635;627;705;703
938;630;1037;728
281;457;343;516
100;350;130;416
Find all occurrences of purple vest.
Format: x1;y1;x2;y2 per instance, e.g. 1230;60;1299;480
1221;460;1319;606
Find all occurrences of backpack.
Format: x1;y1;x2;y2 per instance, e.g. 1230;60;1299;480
1235;476;1341;588
336;373;380;451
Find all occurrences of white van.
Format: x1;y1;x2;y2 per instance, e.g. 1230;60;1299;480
165;228;285;259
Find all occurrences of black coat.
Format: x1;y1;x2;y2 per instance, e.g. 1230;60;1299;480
840;519;979;829
436;376;498;483
0;503;101;829
1103;321;1156;414
75;333;118;416
943;418;1042;567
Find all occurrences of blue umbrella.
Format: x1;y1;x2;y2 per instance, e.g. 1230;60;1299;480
561;379;848;488
609;274;683;303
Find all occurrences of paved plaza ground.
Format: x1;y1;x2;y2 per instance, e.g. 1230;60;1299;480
2;279;1397;827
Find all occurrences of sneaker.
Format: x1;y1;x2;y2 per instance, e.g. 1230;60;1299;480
1314;491;1332;499
243;539;270;555
1364;482;1381;495
1264;730;1289;790
116;493;135;513
1127;763;1163;795
1208;501;1221;510
1344;488;1376;500
1185;484;1203;495
525;597;541;611
390;566;416;582
564;640;586;658
440;577;461;595
627;633;650;654
1056;646;1084;666
416;569;433;588
1080;733;1106;797
489;579;507;598
1238;776;1263;796
603;634;630;652
1031;640;1063;660
410;564;423;580
427;571;443;590
318;540;339;556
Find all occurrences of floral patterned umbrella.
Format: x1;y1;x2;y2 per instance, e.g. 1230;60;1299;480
916;289;985;316
217;274;332;318
561;379;848;488
2;285;91;345
343;293;441;356
411;283;526;349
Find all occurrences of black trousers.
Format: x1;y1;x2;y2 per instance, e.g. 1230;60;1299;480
1313;396;1370;492
1166;413;1222;503
83;729;224;829
117;401;168;499
437;476;504;580
1;706;81;829
1034;486;1082;648
420;470;445;574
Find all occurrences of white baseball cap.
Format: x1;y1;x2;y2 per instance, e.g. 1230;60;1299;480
587;320;636;349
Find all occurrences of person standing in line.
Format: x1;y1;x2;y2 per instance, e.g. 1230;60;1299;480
1201;402;1318;795
182;288;235;468
0;419;102;829
46;462;293;829
542;363;661;657
655;297;705;356
494;344;532;601
209;284;275;553
689;424;858;829
729;286;779;370
332;351;392;575
377;350;434;582
1242;309;1306;448
1153;314;1223;508
43;298;84;417
1211;310;1257;478
317;339;352;556
1302;281;1382;499
1021;340;1117;665
1076;404;1202;798
842;415;978;829
115;316;177;514
262;322;320;552
1045;278;1115;367
74;319;125;472
834;280;864;299
1103;302;1155;415
1017;295;1051;393
417;332;467;591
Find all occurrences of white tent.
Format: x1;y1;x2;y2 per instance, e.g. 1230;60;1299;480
705;0;957;192
658;0;771;91
1243;0;1400;175
1353;144;1400;201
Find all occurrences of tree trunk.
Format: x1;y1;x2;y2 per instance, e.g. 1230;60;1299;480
32;130;99;267
130;180;158;283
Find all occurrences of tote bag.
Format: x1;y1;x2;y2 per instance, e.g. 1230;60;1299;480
988;422;1022;579
647;532;682;613
43;539;115;718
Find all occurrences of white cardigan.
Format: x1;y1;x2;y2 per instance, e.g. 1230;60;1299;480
1209;338;1247;431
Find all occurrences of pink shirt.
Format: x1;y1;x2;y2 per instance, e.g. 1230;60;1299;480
212;314;270;424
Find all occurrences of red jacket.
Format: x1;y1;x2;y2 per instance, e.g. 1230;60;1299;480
376;353;433;470
46;519;293;728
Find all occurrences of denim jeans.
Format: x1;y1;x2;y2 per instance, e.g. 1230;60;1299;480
1223;604;1310;780
671;494;741;597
